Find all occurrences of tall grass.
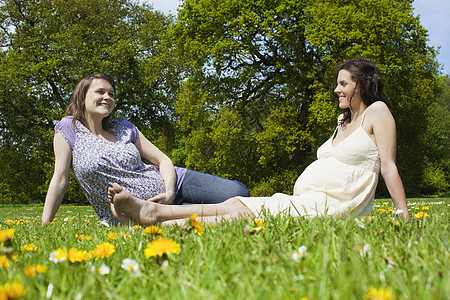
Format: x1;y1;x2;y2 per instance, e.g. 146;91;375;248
0;198;448;299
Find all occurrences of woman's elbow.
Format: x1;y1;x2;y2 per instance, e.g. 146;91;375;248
380;163;399;179
50;174;70;191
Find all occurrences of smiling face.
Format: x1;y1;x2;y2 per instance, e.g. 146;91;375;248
84;79;115;119
334;69;361;109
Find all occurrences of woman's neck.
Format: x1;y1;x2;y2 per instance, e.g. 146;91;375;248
85;115;105;135
349;103;368;124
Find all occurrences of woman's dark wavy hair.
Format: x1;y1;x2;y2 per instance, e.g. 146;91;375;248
334;58;390;126
66;73;116;131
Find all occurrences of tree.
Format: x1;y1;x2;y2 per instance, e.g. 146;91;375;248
421;75;450;196
0;0;180;203
173;0;440;196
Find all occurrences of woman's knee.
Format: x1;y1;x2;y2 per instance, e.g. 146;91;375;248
228;181;250;197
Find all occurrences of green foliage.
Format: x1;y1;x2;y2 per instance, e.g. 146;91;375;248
421;76;450;196
0;0;181;204
185;108;258;182
421;166;449;196
173;0;443;196
250;169;298;196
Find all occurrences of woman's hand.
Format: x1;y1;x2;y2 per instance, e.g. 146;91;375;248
148;192;175;205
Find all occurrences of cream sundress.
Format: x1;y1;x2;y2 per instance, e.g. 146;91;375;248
239;110;380;217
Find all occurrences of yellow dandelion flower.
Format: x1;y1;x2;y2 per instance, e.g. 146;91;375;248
192;220;203;236
414;206;420;210
377;209;388;214
11;255;18;262
364;286;392;300
422;206;429;210
0;281;27;299
5;220;15;226
133;225;142;230
91;243;115;260
20;243;37;253
144;226;163;235
0;228;15;242
49;248;68;263
16;219;30;225
36;264;48;273
68;248;92;263
0;255;10;268
190;214;203;236
120;233;131;238
75;234;92;241
107;232;117;239
415;212;429;219
254;219;264;227
23;264;46;278
23;265;37;277
144;238;180;258
252;226;264;232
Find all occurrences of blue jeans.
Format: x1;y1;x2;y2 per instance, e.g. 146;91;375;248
173;170;250;205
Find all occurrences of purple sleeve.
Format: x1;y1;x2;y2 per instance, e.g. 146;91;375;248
55;116;76;150
117;119;139;143
174;167;187;193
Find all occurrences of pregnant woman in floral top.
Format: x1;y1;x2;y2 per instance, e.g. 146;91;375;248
42;74;249;225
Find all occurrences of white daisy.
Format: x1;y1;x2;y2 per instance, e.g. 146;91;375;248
121;258;141;275
292;245;307;261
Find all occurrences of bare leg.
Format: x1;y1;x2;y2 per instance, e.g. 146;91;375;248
110;183;253;226
161;215;235;227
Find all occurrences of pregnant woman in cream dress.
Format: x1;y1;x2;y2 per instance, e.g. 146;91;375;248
241;108;380;218
108;58;410;225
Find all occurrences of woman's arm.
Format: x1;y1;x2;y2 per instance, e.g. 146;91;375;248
42;133;72;224
370;103;410;218
134;131;176;204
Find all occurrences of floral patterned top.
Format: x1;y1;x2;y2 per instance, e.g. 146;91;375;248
55;116;185;225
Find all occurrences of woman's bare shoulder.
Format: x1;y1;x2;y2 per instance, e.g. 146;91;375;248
366;101;396;132
367;101;393;119
368;101;390;111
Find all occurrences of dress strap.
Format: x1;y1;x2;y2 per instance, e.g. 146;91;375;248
331;126;339;140
359;109;368;127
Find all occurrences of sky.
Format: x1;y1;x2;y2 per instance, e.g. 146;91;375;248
150;0;450;75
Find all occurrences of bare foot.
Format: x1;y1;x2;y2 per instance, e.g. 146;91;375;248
110;183;158;226
110;203;135;226
108;186;133;225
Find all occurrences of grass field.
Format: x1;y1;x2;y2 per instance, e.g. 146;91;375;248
0;198;448;299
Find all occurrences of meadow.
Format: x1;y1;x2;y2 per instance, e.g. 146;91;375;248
0;198;449;300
